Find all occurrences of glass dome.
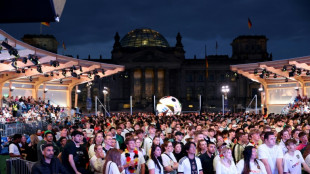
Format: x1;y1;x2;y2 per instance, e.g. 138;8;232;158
120;28;170;48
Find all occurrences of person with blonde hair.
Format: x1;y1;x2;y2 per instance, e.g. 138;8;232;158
216;146;238;174
103;148;124;174
26;134;39;162
89;144;105;174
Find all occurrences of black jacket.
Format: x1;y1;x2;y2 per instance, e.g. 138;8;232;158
31;157;69;174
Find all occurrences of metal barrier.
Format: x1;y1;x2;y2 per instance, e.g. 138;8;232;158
0;121;47;137
6;158;36;174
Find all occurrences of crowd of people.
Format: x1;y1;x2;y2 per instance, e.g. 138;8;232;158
0;95;68;123
5;112;310;174
283;94;310;114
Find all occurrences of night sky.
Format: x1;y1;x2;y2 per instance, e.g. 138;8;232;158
0;0;309;61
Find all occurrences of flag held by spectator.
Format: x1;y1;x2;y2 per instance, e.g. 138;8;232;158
41;22;50;27
248;18;252;29
62;41;66;50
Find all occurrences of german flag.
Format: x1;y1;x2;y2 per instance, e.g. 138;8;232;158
41;22;50;27
248;18;252;29
62;41;66;50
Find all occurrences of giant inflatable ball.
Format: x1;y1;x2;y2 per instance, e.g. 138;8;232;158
156;96;182;115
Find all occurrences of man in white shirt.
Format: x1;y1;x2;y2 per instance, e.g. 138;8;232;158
283;139;310;174
121;137;145;174
143;125;156;156
278;129;290;154
83;122;94;138
9;134;23;158
182;126;195;144
178;142;203;174
258;131;283;174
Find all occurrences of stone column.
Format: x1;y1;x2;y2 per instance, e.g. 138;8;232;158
74;86;78;108
154;68;158;96
164;69;170;96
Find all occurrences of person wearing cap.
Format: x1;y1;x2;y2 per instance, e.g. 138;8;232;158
62;130;85;174
31;144;69;174
9;134;23;158
37;130;60;161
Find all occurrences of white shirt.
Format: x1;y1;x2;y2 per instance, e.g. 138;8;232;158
178;156;202;174
213;155;220;171
258;144;283;174
236;159;267;174
121;150;145;174
90;155;104;174
147;159;164;174
278;139;288;154
105;161;123;174
216;160;238;174
283;150;305;174
161;152;177;167
305;154;310;167
143;136;153;158
9;143;20;155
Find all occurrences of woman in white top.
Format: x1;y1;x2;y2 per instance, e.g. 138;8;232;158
236;146;267;174
135;138;146;156
103;148;124;174
161;141;178;174
88;132;104;159
147;145;164;174
216;146;238;174
89;144;105;174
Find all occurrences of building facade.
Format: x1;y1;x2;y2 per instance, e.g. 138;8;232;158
84;28;272;112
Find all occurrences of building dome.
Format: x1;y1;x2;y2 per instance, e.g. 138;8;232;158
120;28;170;48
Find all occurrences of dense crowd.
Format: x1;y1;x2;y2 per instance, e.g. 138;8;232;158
0;95;68;123
5;112;310;174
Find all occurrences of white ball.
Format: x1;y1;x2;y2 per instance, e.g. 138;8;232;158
156;96;182;115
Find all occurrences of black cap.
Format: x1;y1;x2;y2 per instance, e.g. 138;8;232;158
175;131;184;136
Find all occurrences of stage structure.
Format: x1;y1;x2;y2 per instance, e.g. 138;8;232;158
231;56;310;114
0;29;124;108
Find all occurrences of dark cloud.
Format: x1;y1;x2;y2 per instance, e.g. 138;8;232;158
0;0;309;60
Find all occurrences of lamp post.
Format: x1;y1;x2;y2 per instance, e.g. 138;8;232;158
221;85;230;114
103;87;109;116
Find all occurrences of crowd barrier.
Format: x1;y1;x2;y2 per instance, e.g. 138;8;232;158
0;121;47;137
6;158;36;174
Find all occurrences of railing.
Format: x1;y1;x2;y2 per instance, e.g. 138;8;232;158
0;121;47;137
6;158;36;174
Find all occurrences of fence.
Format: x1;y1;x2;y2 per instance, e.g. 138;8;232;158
6;158;36;174
0;121;48;137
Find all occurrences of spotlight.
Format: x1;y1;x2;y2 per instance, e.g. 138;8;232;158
22;68;25;73
60;79;63;84
76;89;81;93
93;69;98;75
1;42;19;57
55;16;60;22
50;71;54;77
28;55;39;65
77;74;81;79
291;65;296;72
124;72;128;78
10;86;15;92
262;69;267;74
70;67;74;73
306;71;310;76
44;74;49;77
37;65;42;73
254;69;258;75
72;65;77;70
266;72;270;78
285;78;288;82
259;73;264;79
88;72;92;79
22;57;27;64
44;88;48;93
71;72;77;77
273;74;277;78
282;65;287;72
62;69;66;77
94;75;100;80
80;66;83;72
289;71;294;77
233;72;238;77
297;69;302;76
102;69;105;75
11;60;18;69
50;60;59;67
29;76;33;82
258;87;263;92
16;70;21;73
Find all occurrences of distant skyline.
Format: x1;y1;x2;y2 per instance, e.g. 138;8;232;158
0;0;309;60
